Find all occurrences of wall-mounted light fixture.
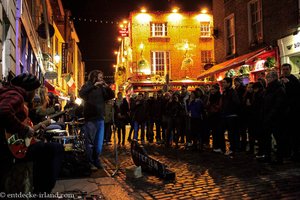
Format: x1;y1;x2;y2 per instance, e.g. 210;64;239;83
54;53;60;64
139;43;144;56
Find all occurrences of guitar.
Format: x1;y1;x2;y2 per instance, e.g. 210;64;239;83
5;107;74;159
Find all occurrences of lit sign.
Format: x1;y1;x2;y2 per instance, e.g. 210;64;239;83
119;28;129;37
254;60;265;71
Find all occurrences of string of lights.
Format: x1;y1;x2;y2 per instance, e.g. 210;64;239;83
68;17;210;29
69;16;120;24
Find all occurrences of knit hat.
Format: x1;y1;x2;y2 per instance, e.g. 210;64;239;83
11;73;41;91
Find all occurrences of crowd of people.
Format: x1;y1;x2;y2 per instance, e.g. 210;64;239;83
104;63;300;165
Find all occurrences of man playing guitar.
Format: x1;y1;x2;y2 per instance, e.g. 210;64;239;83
0;73;64;193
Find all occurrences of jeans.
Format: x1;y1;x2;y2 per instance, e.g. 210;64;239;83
84;119;104;166
222;116;240;152
133;121;145;141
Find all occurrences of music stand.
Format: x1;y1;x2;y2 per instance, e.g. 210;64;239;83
111;123;120;177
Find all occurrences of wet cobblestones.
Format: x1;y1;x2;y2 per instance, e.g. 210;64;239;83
101;142;300;199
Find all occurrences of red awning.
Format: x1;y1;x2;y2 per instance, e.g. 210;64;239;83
197;48;269;80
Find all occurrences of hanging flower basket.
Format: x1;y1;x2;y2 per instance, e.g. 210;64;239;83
239;65;250;76
225;69;236;78
138;59;147;67
181;57;194;70
117;66;126;76
264;57;276;69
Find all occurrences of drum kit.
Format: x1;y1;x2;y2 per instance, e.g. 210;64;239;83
45;118;85;152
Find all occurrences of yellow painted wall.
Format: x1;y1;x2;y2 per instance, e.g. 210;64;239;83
129;11;214;80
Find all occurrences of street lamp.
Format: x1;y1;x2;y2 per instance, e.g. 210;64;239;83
54;53;60;64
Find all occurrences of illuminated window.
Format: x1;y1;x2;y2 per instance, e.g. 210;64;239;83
151;51;170;76
201;50;212;63
150;22;168;37
225;14;235;56
248;0;263;44
200;22;211;37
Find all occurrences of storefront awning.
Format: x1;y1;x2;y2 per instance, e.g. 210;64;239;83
197;48;269;80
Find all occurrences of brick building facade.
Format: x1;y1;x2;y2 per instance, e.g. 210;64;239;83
198;0;300;81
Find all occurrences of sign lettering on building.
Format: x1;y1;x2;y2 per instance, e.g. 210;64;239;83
62;43;68;74
119;28;129;37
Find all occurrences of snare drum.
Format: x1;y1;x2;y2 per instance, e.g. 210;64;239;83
45;129;67;141
46;129;67;136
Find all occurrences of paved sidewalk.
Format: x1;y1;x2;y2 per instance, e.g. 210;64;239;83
53;169;134;199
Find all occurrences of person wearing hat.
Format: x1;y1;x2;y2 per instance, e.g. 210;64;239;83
0;73;64;193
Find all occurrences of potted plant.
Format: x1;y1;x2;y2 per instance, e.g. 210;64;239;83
225;69;236;78
264;57;276;69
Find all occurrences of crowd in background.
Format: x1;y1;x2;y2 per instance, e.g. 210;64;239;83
105;63;300;164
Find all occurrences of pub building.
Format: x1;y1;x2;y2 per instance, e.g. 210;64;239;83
197;46;280;84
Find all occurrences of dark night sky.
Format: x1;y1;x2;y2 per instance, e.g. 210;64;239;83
62;0;212;78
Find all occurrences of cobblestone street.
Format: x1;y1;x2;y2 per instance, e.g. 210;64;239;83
101;136;300;200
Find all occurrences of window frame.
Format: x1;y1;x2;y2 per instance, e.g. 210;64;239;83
201;50;213;64
150;51;170;77
200;21;211;38
248;0;263;45
150;22;168;37
224;13;236;56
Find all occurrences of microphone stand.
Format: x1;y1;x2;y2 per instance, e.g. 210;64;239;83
111;120;120;177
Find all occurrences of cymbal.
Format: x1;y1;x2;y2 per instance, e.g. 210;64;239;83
46;129;67;133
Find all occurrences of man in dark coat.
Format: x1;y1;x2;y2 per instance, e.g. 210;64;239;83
262;70;286;163
220;77;241;156
280;63;300;159
79;70;114;170
132;93;147;143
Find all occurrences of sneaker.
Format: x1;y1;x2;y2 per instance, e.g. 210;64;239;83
90;163;98;171
224;150;233;156
255;154;265;159
213;148;223;154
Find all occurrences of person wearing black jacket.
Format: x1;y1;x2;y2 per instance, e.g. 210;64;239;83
234;77;247;151
280;63;300;160
114;92;129;146
149;92;163;143
132;93;148;143
262;71;287;163
220;77;241;156
79;70;114;170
